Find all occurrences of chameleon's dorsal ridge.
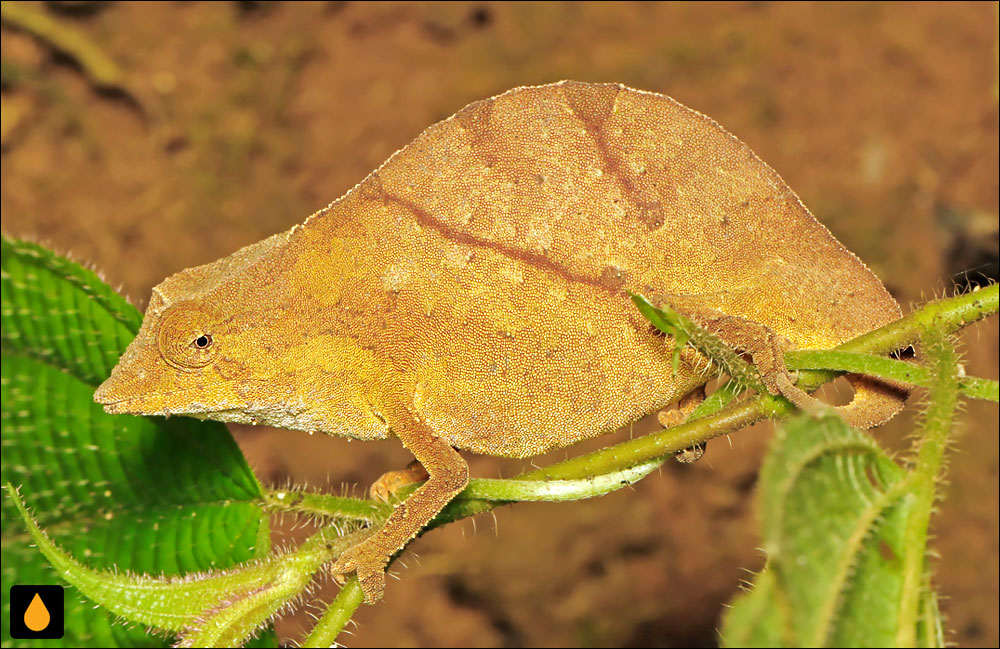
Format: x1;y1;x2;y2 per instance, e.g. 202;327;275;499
94;81;907;603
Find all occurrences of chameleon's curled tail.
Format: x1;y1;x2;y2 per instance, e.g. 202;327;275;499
774;371;908;429
839;374;909;429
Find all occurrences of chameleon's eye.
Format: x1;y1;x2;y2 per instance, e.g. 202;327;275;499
157;300;222;370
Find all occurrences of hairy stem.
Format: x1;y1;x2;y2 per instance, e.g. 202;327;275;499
301;577;365;648
263;488;391;522
785;349;998;402
896;326;960;647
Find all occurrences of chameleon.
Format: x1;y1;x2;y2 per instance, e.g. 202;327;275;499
94;81;906;603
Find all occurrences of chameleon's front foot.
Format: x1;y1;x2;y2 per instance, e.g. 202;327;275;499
331;541;389;603
332;412;471;604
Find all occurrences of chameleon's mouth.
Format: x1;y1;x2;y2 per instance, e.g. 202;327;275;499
93;389;172;415
97;398;134;414
93;380;214;416
94;373;264;426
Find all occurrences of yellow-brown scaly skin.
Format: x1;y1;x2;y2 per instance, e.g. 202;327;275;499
94;81;904;602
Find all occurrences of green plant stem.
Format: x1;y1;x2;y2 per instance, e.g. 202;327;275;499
263;488;391;522
526;394;782;481
896;327;960;647
301;577;364;648
266;460;665;523
466;458;664;499
785;350;998;402
848;284;996;354
791;285;995;395
178;526;374;647
920;580;943;648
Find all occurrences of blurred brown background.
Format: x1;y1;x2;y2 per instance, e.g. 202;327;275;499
2;1;997;647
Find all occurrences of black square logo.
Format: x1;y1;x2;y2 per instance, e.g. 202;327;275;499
8;585;64;639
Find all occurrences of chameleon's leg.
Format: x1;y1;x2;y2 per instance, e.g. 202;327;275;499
661;299;906;429
370;460;429;502
688;308;835;414
702;313;908;427
331;411;469;603
657;385;707;428
657;387;709;463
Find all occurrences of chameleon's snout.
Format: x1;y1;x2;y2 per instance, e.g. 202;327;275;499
94;357;148;413
93;371;167;415
93;326;171;414
93;373;128;411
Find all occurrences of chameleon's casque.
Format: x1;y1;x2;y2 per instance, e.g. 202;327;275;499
94;81;904;601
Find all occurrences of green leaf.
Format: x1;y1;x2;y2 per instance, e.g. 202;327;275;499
1;236;270;647
719;568;791;647
8;485;351;648
720;414;944;648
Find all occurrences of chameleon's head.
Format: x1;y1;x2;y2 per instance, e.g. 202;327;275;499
94;233;299;426
95;230;394;439
95;296;250;417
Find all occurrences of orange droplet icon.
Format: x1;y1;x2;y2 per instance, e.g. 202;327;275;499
24;592;51;632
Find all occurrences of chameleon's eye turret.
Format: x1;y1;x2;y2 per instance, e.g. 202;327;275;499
157;300;222;370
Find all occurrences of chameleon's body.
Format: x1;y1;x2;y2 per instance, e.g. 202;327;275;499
95;81;904;601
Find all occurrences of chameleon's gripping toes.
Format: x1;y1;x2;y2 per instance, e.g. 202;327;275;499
94;82;906;603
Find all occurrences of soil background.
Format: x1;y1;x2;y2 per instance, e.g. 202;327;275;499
2;2;997;647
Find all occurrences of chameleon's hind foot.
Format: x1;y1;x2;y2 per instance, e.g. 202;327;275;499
370;460;429;502
657;296;906;429
657;386;709;463
657;385;707;428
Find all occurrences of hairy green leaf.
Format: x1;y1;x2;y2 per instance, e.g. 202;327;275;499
1;236;269;647
9;486;355;648
720;414;943;648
